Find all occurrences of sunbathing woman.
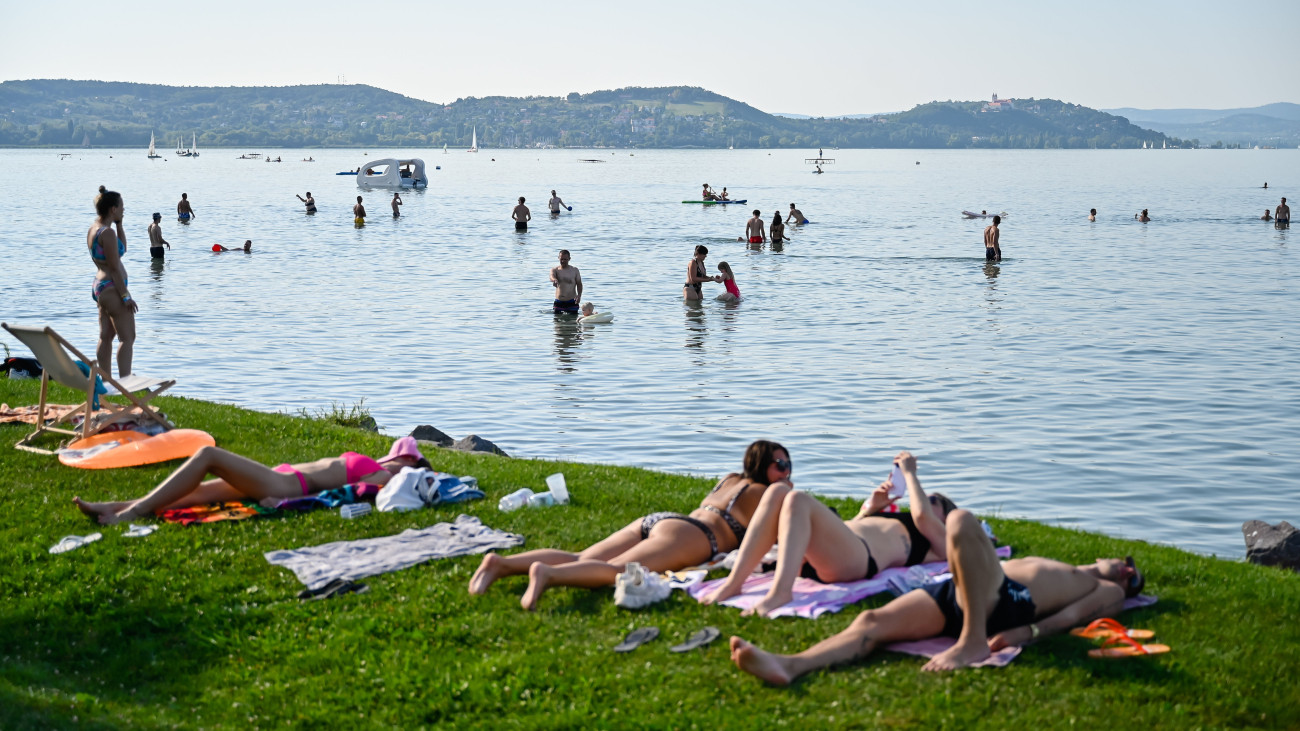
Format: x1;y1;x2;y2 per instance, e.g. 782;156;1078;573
700;451;956;617
470;439;793;610
73;436;428;525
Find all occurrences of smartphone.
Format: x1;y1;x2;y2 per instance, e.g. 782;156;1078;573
888;465;907;498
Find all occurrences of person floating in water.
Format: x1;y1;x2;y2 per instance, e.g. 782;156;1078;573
513;196;531;231
147;213;171;259
354;196;366;226
787;203;807;224
391;192;403;217
176;193;195;221
1089;208;1097;222
1276;197;1290;227
548;190;569;216
297;192;316;214
550;249;582;314
212;240;252;253
984;215;1002;262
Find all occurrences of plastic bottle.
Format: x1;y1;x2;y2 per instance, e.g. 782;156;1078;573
527;491;557;508
498;488;534;512
340;503;371;519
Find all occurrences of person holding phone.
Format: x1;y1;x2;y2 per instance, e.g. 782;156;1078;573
700;451;959;617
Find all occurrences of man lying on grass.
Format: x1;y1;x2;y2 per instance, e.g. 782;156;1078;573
730;508;1145;684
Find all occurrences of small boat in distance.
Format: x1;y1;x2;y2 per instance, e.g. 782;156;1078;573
356;158;428;188
468;127;478;153
175;137;190;157
190;133;200;158
147;132;161;159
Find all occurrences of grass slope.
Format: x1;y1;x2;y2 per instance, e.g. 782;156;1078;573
0;377;1297;729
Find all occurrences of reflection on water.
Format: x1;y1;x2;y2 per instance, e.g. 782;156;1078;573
2;148;1298;557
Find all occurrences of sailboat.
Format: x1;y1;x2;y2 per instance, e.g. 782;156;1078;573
147;131;161;159
191;132;200;158
81;132;90;148
468;126;478;153
175;137;188;157
443;143;448;154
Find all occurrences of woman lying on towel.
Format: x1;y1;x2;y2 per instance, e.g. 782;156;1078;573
700;450;957;617
73;437;429;525
469;439;792;610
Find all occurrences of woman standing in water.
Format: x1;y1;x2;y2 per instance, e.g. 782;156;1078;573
88;185;136;377
684;244;721;301
770;211;787;244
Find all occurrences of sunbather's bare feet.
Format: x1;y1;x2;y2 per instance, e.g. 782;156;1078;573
73;496;104;520
469;553;506;595
520;563;552;611
699;579;743;606
741;588;793;617
98;506;138;526
731;636;793;686
922;639;991;671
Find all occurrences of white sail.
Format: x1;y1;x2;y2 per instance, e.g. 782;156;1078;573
148;131;159;158
468;126;478;152
192;132;200;157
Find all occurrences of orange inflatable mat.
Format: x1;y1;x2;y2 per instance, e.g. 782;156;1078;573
58;429;216;469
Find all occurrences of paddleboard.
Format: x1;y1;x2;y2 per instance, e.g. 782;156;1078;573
59;429;216;469
681;200;747;205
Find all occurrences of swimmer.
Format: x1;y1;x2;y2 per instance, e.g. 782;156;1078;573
984;215;1001;262
550;249;582;313
1262;209;1273;221
1263;182;1268;189
1135;209;1150;222
176;193;195;221
715;261;741;303
577;302;611;323
579;302;597;318
354;196;366;226
787;203;807;225
684;244;722;301
548;190;570;215
212;240;252;253
391;192;403;217
147;213;171;259
745;210;766;244
513;196;531;231
770;212;786;245
1089;208;1097;222
297;191;316;213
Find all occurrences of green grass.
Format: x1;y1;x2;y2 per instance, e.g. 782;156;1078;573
1;376;1297;729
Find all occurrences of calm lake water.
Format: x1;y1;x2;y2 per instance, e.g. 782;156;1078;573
1;147;1296;558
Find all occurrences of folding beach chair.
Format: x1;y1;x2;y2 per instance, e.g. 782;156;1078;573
1;323;175;454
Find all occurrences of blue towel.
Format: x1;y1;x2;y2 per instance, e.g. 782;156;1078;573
73;360;108;409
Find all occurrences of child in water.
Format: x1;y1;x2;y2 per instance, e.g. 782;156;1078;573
715;261;741;302
577;302;612;323
213;240;252;253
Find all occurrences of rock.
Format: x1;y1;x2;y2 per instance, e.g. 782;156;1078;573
357;416;378;433
1242;520;1300;571
410;424;453;447
451;434;509;457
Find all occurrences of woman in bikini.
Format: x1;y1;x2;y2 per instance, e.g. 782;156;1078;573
700;451;957;617
73;437;428;525
469;440;793;610
88;185;136;378
684;244;720;301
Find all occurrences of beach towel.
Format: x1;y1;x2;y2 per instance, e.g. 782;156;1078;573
264;514;524;590
687;546;1015;619
160;500;277;526
275;483;383;512
0;402;101;425
883;594;1159;667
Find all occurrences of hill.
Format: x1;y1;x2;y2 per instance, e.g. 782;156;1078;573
0;79;1173;149
1103;103;1300;147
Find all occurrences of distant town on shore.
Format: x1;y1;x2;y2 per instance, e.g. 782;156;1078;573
1;79;1295;149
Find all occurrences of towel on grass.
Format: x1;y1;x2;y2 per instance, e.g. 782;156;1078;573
265;514;524;590
160;500;276;526
687;546;1014;619
883;594;1159;667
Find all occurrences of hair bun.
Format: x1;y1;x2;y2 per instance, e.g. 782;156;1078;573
98;185;107;193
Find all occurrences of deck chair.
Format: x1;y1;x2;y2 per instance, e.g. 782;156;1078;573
1;323;175;454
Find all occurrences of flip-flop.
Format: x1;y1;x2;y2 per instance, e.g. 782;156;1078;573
613;626;660;653
670;627;721;653
49;533;103;554
297;578;369;600
1070;618;1154;641
1087;634;1171;658
123;523;157;538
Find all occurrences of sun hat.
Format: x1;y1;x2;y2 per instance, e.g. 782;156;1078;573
379;435;425;464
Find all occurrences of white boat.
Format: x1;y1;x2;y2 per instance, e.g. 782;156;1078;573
191;133;200;158
468;126;478;153
147;131;161;159
175;137;190;157
443;143;448;155
356;158;428;189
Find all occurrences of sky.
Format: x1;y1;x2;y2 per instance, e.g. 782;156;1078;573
3;0;1297;115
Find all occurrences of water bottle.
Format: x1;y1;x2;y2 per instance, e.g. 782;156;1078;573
340;503;371;519
498;488;534;512
527;491;557;508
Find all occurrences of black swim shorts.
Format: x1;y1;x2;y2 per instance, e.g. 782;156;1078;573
921;576;1037;638
515;221;528;232
553;299;579;313
150;246;165;259
985;247;997;261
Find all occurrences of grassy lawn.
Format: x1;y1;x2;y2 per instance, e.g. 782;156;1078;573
0;376;1297;729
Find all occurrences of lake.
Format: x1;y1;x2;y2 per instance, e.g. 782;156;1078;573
1;147;1295;558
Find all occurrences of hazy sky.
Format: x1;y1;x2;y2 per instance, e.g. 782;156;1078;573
3;0;1296;115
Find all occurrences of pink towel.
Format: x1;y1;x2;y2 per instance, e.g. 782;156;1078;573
884;594;1159;667
687;546;1015;619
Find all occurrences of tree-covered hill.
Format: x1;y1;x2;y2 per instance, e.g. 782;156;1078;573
0;79;1175;149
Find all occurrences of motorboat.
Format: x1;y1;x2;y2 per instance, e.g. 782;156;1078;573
356;158;428;189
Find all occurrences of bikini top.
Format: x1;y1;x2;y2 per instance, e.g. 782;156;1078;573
89;226;124;262
702;476;751;543
875;512;931;566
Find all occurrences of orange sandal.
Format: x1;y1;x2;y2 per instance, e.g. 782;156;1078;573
1087;634;1170;658
1070;618;1154;641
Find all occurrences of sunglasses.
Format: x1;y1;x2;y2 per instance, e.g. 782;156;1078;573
1124;556;1145;593
772;458;793;473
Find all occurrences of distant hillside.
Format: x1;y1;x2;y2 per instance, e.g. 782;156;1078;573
0;79;1173;149
1103;103;1300;146
1104;103;1300;124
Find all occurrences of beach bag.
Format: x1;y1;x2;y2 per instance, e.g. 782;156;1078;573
2;357;42;379
376;466;429;512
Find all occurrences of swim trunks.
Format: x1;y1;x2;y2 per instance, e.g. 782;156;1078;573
921;576;1037;638
150;246;164;259
515;222;528;232
354;217;365;226
749;236;763;244
178;213;191;221
985;247;997;261
553;298;580;313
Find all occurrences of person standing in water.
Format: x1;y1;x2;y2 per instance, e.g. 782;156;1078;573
1276;197;1290;226
550;249;582;313
147;213;171;259
1089;208;1097;222
353;196;366;226
745;210;766;244
513;197;531;231
391;192;403;217
984;215;1002;262
770;211;786;244
548;190;569;216
684;244;721;301
88;185;136;378
787;203;807;224
296;191;316;213
176;193;195;221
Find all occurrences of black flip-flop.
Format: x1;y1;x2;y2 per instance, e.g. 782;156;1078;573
297;578;369;600
613;626;660;653
670;627;721;653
